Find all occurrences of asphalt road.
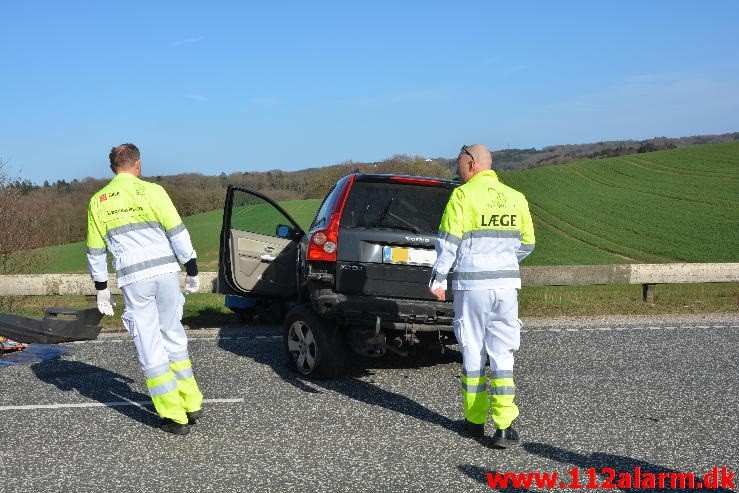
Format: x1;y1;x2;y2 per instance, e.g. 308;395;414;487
1;316;737;493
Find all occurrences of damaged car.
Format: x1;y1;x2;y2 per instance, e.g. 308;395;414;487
218;173;459;378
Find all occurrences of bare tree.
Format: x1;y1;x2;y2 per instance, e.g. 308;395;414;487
0;159;51;310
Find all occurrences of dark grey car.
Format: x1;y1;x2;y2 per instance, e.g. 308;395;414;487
219;173;458;378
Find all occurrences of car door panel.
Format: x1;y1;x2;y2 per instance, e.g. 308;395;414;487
219;185;304;298
230;230;297;295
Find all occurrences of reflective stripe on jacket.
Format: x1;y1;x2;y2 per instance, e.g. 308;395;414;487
86;172;196;287
431;170;535;290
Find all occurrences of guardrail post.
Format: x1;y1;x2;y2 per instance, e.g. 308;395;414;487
642;283;655;302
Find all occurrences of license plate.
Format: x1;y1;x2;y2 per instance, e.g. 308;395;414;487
382;246;436;266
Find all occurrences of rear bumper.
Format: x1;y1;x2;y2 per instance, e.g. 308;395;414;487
0;308;103;344
310;290;454;330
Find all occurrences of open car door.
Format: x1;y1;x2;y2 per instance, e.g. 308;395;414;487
219;186;304;298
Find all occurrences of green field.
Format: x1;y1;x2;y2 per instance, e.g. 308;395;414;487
504;141;739;265
20;142;739;274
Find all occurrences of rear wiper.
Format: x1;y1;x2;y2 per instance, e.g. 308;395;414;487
377;197;422;233
387;212;422;234
376;196;395;226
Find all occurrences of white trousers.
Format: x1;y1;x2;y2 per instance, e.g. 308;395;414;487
453;288;521;373
120;272;188;374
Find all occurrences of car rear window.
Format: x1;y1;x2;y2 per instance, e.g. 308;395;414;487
340;181;453;233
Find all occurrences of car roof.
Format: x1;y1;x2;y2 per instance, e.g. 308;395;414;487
349;173;459;188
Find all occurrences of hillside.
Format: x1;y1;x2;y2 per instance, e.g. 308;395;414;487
25;140;739;274
435;131;739;172
504;141;739;265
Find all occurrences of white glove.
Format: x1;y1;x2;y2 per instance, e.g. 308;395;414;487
429;280;447;292
185;275;200;293
429;280;447;301
96;288;115;316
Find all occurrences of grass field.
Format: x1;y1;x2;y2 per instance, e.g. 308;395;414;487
503;141;739;265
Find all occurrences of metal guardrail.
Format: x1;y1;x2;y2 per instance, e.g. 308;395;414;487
0;272;219;296
0;263;737;301
520;263;739;301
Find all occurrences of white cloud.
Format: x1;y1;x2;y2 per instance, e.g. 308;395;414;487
250;97;281;106
185;94;208;102
512;71;739;146
170;36;205;47
498;64;528;77
340;89;446;106
543;72;739;115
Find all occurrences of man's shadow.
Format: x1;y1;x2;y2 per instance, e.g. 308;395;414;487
32;359;158;428
218;326;467;434
457;464;534;492
312;356;462;434
522;442;736;493
457;443;736;492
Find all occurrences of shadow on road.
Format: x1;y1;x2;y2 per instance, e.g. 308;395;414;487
458;442;736;492
314;367;461;433
31;359;158;428
457;463;535;492
523;442;736;492
217;325;465;433
217;325;320;394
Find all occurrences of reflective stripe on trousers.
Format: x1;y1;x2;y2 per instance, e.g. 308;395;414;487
145;362;188;424
170;349;203;413
453;288;521;429
121;272;202;423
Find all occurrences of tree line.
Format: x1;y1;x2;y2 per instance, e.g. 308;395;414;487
0;155;453;255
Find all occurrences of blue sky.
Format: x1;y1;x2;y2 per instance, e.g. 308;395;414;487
2;1;738;185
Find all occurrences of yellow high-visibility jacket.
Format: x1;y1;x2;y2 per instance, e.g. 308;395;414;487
431;170;535;290
86;172;196;287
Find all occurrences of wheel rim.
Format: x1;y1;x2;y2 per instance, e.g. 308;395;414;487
287;320;317;374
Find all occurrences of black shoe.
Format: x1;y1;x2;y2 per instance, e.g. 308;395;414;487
463;420;485;438
160;418;190;435
186;410;203;425
492;427;520;448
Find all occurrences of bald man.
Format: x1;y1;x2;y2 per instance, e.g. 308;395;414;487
429;144;535;448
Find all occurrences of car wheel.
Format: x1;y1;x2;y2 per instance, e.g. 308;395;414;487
283;304;345;379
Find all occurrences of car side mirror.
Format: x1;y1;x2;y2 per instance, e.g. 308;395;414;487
275;224;294;239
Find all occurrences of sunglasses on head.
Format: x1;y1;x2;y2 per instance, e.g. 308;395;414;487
461;145;475;162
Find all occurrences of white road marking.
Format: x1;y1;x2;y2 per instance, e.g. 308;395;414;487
0;397;244;412
68;325;737;343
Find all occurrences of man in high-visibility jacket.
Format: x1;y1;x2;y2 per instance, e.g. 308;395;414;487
429;143;535;448
86;143;203;435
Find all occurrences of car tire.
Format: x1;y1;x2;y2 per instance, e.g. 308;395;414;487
283;304;345;379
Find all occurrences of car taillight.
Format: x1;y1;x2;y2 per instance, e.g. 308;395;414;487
306;175;355;262
307;226;338;261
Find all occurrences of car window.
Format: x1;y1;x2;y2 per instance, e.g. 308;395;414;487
309;178;345;230
230;188;293;237
340;182;453;233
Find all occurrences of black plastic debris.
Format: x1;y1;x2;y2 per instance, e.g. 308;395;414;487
0;307;103;344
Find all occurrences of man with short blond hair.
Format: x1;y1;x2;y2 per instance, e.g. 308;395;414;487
430;143;535;448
